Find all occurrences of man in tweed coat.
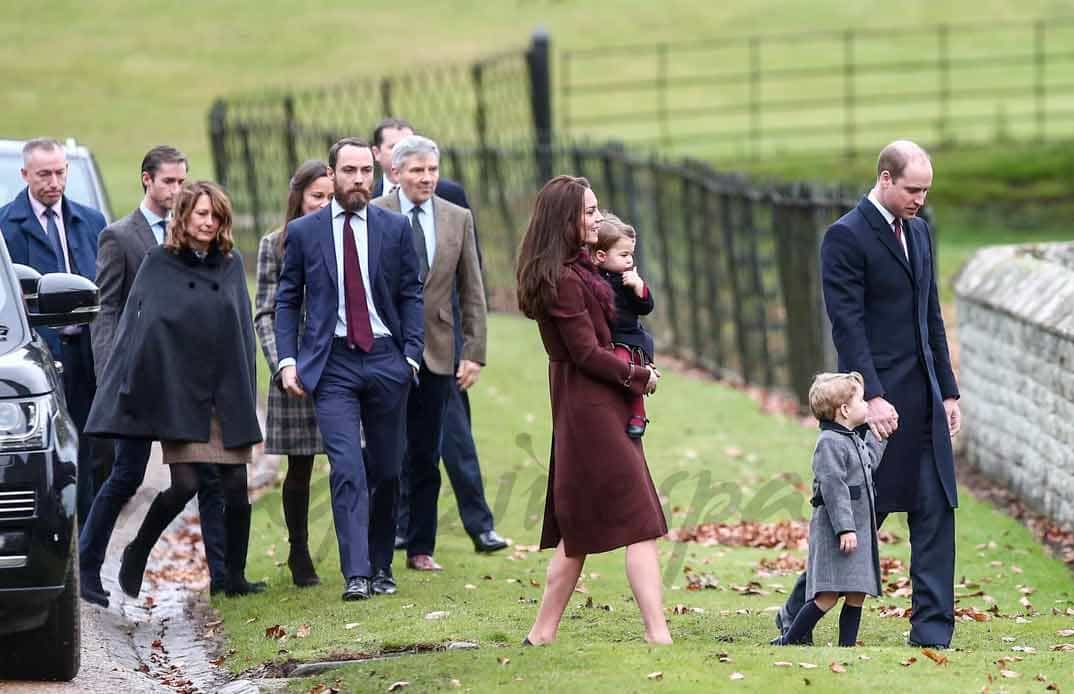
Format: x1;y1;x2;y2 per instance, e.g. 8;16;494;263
78;146;227;606
372;135;486;572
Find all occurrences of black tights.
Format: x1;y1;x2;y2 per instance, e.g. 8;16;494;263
157;463;249;516
282;455;315;543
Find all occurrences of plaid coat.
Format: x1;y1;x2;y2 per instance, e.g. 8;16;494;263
254;229;323;455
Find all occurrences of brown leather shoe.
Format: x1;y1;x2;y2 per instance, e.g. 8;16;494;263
406;554;443;571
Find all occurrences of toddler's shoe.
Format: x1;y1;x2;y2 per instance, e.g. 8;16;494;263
626;416;648;438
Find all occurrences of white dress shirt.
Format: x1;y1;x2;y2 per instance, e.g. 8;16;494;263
27;194;72;272
278;199;418;373
381;175;397;197
867;190;908;260
398;190;436;269
139;203;169;245
328;200;391;339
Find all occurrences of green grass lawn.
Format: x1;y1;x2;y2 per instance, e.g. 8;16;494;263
214;313;1074;692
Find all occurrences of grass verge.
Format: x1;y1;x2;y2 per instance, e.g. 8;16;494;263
214;314;1074;693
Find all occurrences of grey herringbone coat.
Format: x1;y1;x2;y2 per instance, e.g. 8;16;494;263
805;422;887;599
254;229;323;456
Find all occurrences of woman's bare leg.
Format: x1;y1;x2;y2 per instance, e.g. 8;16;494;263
625;539;672;644
526;541;586;644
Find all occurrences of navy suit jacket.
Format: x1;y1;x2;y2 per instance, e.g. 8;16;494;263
820;197;959;513
0;188;105;359
275;203;424;393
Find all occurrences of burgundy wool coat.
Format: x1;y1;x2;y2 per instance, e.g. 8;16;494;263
537;259;668;557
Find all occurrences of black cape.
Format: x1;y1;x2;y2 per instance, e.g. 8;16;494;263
86;244;263;448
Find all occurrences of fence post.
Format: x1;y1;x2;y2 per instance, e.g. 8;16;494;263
658;43;671;149
749;35;761;161
282;95;298;175
380;77;393;117
208;99;229;189
1035;19;1046;142
561;52;572;140
774;185;827;407
238;124;262;243
937;24;949;144
527;28;554;184
471;62;492;205
843;29;855;158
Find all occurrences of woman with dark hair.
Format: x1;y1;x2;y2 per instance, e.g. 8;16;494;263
253;159;332;587
516;176;671;645
87;180;265;598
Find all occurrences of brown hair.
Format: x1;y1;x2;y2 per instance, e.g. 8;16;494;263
165;180;234;255
372;117;415;146
594;212;636;253
140;145;187;191
278;159;329;254
808;371;864;421
516;176;591;319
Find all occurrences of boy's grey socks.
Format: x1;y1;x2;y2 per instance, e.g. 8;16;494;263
838;604;862;647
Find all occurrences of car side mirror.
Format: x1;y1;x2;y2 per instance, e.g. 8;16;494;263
12;263;42;314
28;273;100;328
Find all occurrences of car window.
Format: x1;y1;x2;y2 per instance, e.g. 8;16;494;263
0;152;100;211
0;239;28;355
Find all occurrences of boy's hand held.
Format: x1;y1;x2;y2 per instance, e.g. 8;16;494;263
839;532;858;553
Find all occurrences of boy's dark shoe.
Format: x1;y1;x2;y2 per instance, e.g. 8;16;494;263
626;416;648;439
342;576;372;601
372;568;397;595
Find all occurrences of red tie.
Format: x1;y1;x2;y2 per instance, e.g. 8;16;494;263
342;213;375;351
892;218;906;256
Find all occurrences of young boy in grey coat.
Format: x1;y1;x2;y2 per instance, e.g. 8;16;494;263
775;372;888;647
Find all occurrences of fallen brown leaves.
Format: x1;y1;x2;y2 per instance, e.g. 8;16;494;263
756;552;805;576
922;648;948;665
669;521;809;549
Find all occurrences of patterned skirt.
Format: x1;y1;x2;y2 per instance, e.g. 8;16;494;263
264;382;324;456
162;417;252;465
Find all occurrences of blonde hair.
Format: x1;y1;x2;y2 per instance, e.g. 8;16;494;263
594;211;636;253
808;372;864;421
165;180;235;255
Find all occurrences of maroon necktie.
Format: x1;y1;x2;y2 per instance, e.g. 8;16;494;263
342;212;375;351
893;218;907;258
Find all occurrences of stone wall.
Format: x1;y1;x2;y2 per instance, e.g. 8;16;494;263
955;243;1074;525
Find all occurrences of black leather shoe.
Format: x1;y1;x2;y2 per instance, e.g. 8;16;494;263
394;535;408;550
473;530;509;553
118;543;148;599
342;576;372;601
225;579;267;597
79;569;109;608
372;568;397;595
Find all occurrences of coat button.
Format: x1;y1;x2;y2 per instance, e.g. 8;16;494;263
212;282;220;291
188;281;195;289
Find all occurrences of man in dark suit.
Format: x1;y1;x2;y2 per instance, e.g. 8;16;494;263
372;118;507;554
0;138;105;526
77;146;229;606
774;140;961;648
372;135;487;572
276;137;423;601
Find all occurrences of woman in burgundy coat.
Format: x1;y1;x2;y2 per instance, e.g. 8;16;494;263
516;175;671;646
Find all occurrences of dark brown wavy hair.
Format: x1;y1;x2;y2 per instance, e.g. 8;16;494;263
278;159;329;254
515;175;593;319
165;180;234;255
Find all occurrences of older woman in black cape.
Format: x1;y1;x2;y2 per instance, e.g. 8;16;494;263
87;180;264;598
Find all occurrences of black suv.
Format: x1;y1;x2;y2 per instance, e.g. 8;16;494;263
0;236;100;681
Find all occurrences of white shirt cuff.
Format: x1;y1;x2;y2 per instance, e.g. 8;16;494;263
277;357;296;372
406;357;419;372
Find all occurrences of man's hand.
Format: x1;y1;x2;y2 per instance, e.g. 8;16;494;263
456;360;482;391
621;269;646;298
866;396;898;440
645;366;661;395
944;398;961;437
839;532;858;554
280;365;306;398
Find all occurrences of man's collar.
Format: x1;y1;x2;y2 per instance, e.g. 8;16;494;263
331;198;365;220
866;190;896;226
382;174;396;193
398;189;432;216
139;202;167;227
27;193;61;220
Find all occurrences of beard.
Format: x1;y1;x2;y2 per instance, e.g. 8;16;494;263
334;182;371;212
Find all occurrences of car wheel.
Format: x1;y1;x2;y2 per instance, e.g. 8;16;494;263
0;534;81;681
